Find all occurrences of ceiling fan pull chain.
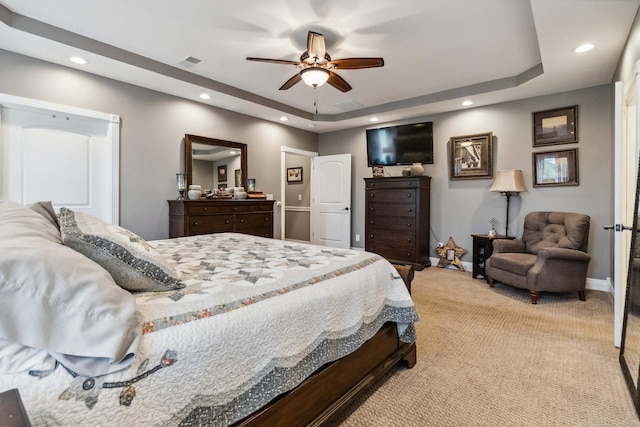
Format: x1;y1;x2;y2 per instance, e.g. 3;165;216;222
314;87;318;114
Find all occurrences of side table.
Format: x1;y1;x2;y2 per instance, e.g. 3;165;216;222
471;234;516;281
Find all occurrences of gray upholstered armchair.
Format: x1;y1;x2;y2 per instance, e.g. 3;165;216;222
485;211;591;304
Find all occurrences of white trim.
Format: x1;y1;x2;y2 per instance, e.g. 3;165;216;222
285;206;311;212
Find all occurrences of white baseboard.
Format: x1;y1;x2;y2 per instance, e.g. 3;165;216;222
427;256;610;294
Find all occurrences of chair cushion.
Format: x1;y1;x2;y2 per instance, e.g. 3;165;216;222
522;212;590;254
487;252;537;276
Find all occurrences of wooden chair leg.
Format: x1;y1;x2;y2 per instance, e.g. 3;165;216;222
530;290;539;304
487;277;495;288
578;290;586;301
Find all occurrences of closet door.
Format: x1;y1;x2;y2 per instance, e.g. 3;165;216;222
0;95;119;223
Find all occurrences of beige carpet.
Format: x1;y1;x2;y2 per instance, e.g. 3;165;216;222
331;267;640;427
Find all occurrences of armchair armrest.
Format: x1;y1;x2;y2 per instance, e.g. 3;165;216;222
492;239;525;254
537;247;591;262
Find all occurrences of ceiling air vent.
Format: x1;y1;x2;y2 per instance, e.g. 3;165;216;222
334;100;364;111
179;56;203;69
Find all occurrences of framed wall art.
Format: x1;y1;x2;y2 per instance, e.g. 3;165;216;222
372;165;385;178
287;167;303;183
532;105;578;146
532;148;579;187
449;132;494;180
217;165;227;182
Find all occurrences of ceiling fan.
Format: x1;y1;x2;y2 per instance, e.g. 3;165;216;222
246;31;384;92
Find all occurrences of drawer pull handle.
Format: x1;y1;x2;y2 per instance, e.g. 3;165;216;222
240;219;244;223
193;221;198;227
408;208;412;212
407;253;412;257
233;207;237;211
264;217;269;221
202;207;208;212
225;220;230;224
370;207;374;211
370;234;374;238
370;220;374;224
407;193;412;197
407;223;412;227
407;238;412;242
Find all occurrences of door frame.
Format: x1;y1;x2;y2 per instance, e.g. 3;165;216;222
280;146;318;241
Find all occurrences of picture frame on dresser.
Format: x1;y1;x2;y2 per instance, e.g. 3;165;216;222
448;132;494;180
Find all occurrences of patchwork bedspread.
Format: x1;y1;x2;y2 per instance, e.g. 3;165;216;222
0;233;418;426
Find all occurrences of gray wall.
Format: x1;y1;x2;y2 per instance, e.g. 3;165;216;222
284;153;311;241
0;49;318;241
319;85;612;280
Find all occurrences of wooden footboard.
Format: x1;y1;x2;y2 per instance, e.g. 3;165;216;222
235;323;416;427
235;264;416;427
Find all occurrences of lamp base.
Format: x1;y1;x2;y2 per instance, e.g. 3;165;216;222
177;190;185;200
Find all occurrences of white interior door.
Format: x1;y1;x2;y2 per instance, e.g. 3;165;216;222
310;154;351;248
614;75;640;347
0;94;119;223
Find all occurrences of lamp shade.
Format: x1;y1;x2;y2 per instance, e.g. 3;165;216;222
300;67;330;87
490;169;527;194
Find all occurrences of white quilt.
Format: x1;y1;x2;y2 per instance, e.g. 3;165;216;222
0;233;418;426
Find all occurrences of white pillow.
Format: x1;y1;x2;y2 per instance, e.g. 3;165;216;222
0;199;140;377
0;338;56;374
58;208;184;292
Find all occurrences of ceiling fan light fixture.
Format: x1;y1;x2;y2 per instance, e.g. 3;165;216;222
301;67;330;87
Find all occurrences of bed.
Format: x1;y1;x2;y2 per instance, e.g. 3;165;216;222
0;199;418;426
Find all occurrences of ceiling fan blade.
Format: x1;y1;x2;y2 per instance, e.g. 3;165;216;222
279;73;302;90
327;72;352;92
246;57;300;66
307;31;326;61
330;58;385;69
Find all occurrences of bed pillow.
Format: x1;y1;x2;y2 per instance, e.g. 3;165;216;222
58;207;184;292
28;200;59;230
0;199;140;377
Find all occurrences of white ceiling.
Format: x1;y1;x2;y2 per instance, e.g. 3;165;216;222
0;0;637;133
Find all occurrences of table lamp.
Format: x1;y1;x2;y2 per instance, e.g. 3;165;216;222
489;170;527;236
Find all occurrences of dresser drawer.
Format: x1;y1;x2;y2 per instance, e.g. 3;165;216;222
367;203;416;218
367;215;416;232
366;246;417;263
236;213;273;230
366;230;416;249
187;215;233;235
365;179;420;190
186;203;271;215
366;189;416;203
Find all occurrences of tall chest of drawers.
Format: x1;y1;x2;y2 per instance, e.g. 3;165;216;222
168;199;274;238
364;176;431;270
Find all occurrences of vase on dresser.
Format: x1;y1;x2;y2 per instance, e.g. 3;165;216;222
410;163;424;176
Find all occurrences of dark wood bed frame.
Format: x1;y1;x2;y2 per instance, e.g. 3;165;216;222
236;264;417;427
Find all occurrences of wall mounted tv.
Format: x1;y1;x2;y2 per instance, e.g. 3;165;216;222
366;121;433;166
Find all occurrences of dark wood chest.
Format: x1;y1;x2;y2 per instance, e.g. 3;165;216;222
364;176;431;270
168;199;274;238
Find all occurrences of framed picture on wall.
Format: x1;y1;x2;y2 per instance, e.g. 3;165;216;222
287;167;303;183
448;132;494;180
532;105;578;146
532;148;579;187
217;165;227;182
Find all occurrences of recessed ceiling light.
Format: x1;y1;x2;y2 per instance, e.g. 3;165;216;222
280;116;288;121
573;43;594;53
199;93;211;100
370;117;379;122
69;56;88;65
462;100;473;106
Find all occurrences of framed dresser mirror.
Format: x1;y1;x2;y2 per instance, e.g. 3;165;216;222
185;134;247;192
620;155;640;416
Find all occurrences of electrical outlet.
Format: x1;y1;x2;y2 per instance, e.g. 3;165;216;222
437;241;444;247
298;194;302;201
355;234;360;242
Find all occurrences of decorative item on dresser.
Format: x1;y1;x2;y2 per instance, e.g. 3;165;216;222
168;199;274;238
364;176;431;270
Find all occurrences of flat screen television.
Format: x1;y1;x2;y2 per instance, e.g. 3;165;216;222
366;121;433;166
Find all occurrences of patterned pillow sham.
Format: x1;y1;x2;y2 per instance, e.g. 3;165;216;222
58;208;184;292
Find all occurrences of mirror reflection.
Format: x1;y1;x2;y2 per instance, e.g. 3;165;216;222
620;158;640;413
184;134;247;193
